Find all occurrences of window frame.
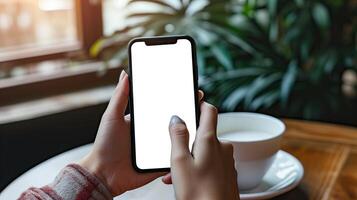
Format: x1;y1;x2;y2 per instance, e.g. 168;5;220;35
0;62;121;106
0;0;103;67
0;0;120;107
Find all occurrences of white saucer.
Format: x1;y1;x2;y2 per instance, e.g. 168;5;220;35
115;150;303;200
240;150;304;200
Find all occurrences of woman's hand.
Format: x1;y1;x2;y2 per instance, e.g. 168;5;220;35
162;102;240;200
78;70;204;196
78;71;165;196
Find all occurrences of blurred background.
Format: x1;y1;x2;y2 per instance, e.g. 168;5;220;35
0;0;356;192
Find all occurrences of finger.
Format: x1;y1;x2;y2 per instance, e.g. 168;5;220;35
221;142;239;194
221;142;236;178
161;173;172;184
198;90;204;101
104;70;129;118
221;142;234;162
192;102;219;161
196;102;218;141
169;115;191;163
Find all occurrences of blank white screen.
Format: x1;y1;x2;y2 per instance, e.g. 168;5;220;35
131;39;196;169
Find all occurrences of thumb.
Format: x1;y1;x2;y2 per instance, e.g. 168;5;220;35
105;70;129;118
169;115;191;162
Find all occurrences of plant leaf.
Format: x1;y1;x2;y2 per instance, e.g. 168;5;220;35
127;0;178;11
294;0;304;7
249;89;279;110
280;60;298;107
324;51;337;73
312;3;330;28
269;20;278;42
90;39;105;57
268;0;277;16
201;22;256;54
222;86;249;110
210;44;233;70
244;73;282;108
209;67;267;82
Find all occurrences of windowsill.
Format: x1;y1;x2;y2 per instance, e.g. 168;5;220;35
0;59;123;124
1;61;114;88
0;61;122;105
0;41;81;63
0;85;115;125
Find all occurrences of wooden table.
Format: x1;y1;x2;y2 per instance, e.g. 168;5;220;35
1;119;356;200
276;119;357;200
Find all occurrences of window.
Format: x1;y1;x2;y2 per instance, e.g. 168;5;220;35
0;0;103;68
0;0;107;105
0;0;79;62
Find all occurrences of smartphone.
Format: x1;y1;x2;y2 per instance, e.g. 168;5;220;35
128;35;199;172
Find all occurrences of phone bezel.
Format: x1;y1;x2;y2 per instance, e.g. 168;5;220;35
128;35;200;173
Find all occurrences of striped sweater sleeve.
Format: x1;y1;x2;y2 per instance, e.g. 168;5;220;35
18;164;112;200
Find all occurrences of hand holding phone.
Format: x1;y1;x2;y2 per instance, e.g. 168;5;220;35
78;71;166;196
79;35;239;199
78;70;204;196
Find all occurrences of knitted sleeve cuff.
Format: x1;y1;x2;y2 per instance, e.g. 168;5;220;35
18;164;112;200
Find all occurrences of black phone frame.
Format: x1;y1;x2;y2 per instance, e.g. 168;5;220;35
128;35;200;173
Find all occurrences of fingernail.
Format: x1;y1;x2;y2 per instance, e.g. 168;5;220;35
119;70;128;82
119;70;125;82
169;115;185;127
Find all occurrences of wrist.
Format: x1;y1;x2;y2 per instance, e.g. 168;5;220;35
78;155;114;195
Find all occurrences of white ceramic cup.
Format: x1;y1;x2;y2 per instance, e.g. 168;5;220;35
217;112;285;190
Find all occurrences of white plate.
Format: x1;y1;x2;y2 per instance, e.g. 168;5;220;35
116;150;303;200
239;150;304;199
0;145;302;200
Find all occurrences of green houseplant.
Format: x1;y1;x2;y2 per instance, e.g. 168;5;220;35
92;0;357;123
